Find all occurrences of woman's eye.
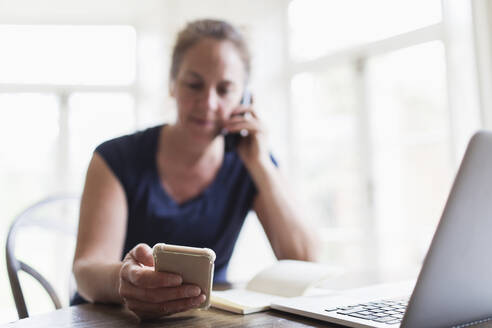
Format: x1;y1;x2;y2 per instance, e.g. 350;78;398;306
187;83;202;90
218;88;230;96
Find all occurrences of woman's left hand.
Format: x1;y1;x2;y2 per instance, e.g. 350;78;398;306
223;104;270;167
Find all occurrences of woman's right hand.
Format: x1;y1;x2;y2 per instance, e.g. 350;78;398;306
118;243;206;319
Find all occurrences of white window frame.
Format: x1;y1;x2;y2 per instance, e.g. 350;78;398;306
281;0;482;274
0;24;139;190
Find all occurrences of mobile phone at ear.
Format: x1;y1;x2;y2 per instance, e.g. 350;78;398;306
224;90;251;152
153;243;216;309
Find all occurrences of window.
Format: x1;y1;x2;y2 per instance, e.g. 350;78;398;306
0;25;137;318
287;0;477;279
0;25;136;85
291;67;363;229
0;93;60;198
367;42;452;274
67;92;135;188
288;0;442;61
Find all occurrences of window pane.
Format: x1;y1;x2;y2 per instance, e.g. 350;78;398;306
0;93;59;162
68;93;135;189
0;93;59;188
0;93;61;320
292;68;362;228
0;93;60;203
0;25;136;85
291;67;370;271
289;0;442;60
367;41;452;277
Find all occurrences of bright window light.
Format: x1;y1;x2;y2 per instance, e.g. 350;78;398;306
0;93;59;164
0;25;136;85
291;67;362;230
288;0;442;60
67;92;135;188
367;41;451;274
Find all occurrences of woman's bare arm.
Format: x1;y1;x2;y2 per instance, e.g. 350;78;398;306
73;153;205;318
225;104;320;262
73;153;128;303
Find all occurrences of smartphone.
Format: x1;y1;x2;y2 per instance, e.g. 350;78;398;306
153;243;216;309
224;90;251;152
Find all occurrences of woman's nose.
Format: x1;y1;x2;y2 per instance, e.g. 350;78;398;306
203;89;220;112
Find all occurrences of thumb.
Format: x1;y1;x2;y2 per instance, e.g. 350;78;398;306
131;243;155;267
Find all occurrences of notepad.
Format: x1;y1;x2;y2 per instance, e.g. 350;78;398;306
211;260;342;314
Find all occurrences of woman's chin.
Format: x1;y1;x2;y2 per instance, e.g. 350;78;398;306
188;126;220;144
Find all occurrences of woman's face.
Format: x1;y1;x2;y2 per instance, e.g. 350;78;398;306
171;38;247;142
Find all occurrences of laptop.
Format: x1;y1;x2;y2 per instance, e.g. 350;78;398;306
271;131;492;328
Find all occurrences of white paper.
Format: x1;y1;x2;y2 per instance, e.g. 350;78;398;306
246;260;342;297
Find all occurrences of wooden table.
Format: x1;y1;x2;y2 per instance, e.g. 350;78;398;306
5;280;492;328
1;303;342;328
4;302;492;328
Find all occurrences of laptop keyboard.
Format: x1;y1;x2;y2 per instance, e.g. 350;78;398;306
325;299;408;325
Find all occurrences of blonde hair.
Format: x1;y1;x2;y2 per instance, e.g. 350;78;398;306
170;19;251;83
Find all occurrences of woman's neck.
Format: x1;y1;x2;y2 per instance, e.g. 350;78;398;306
158;124;223;167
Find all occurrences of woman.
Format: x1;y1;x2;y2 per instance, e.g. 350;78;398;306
72;19;319;319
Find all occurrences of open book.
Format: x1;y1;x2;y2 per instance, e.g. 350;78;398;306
211;260;342;314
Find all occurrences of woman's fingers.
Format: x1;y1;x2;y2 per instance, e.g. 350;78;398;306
120;244;182;289
118;243;205;319
225;120;262;135
120;262;182;288
120;280;201;303
130;243;154;267
229;107;257;119
125;294;206;317
226;108;261;129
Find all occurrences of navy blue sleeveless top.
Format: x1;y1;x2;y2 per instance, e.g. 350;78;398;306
71;125;257;305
